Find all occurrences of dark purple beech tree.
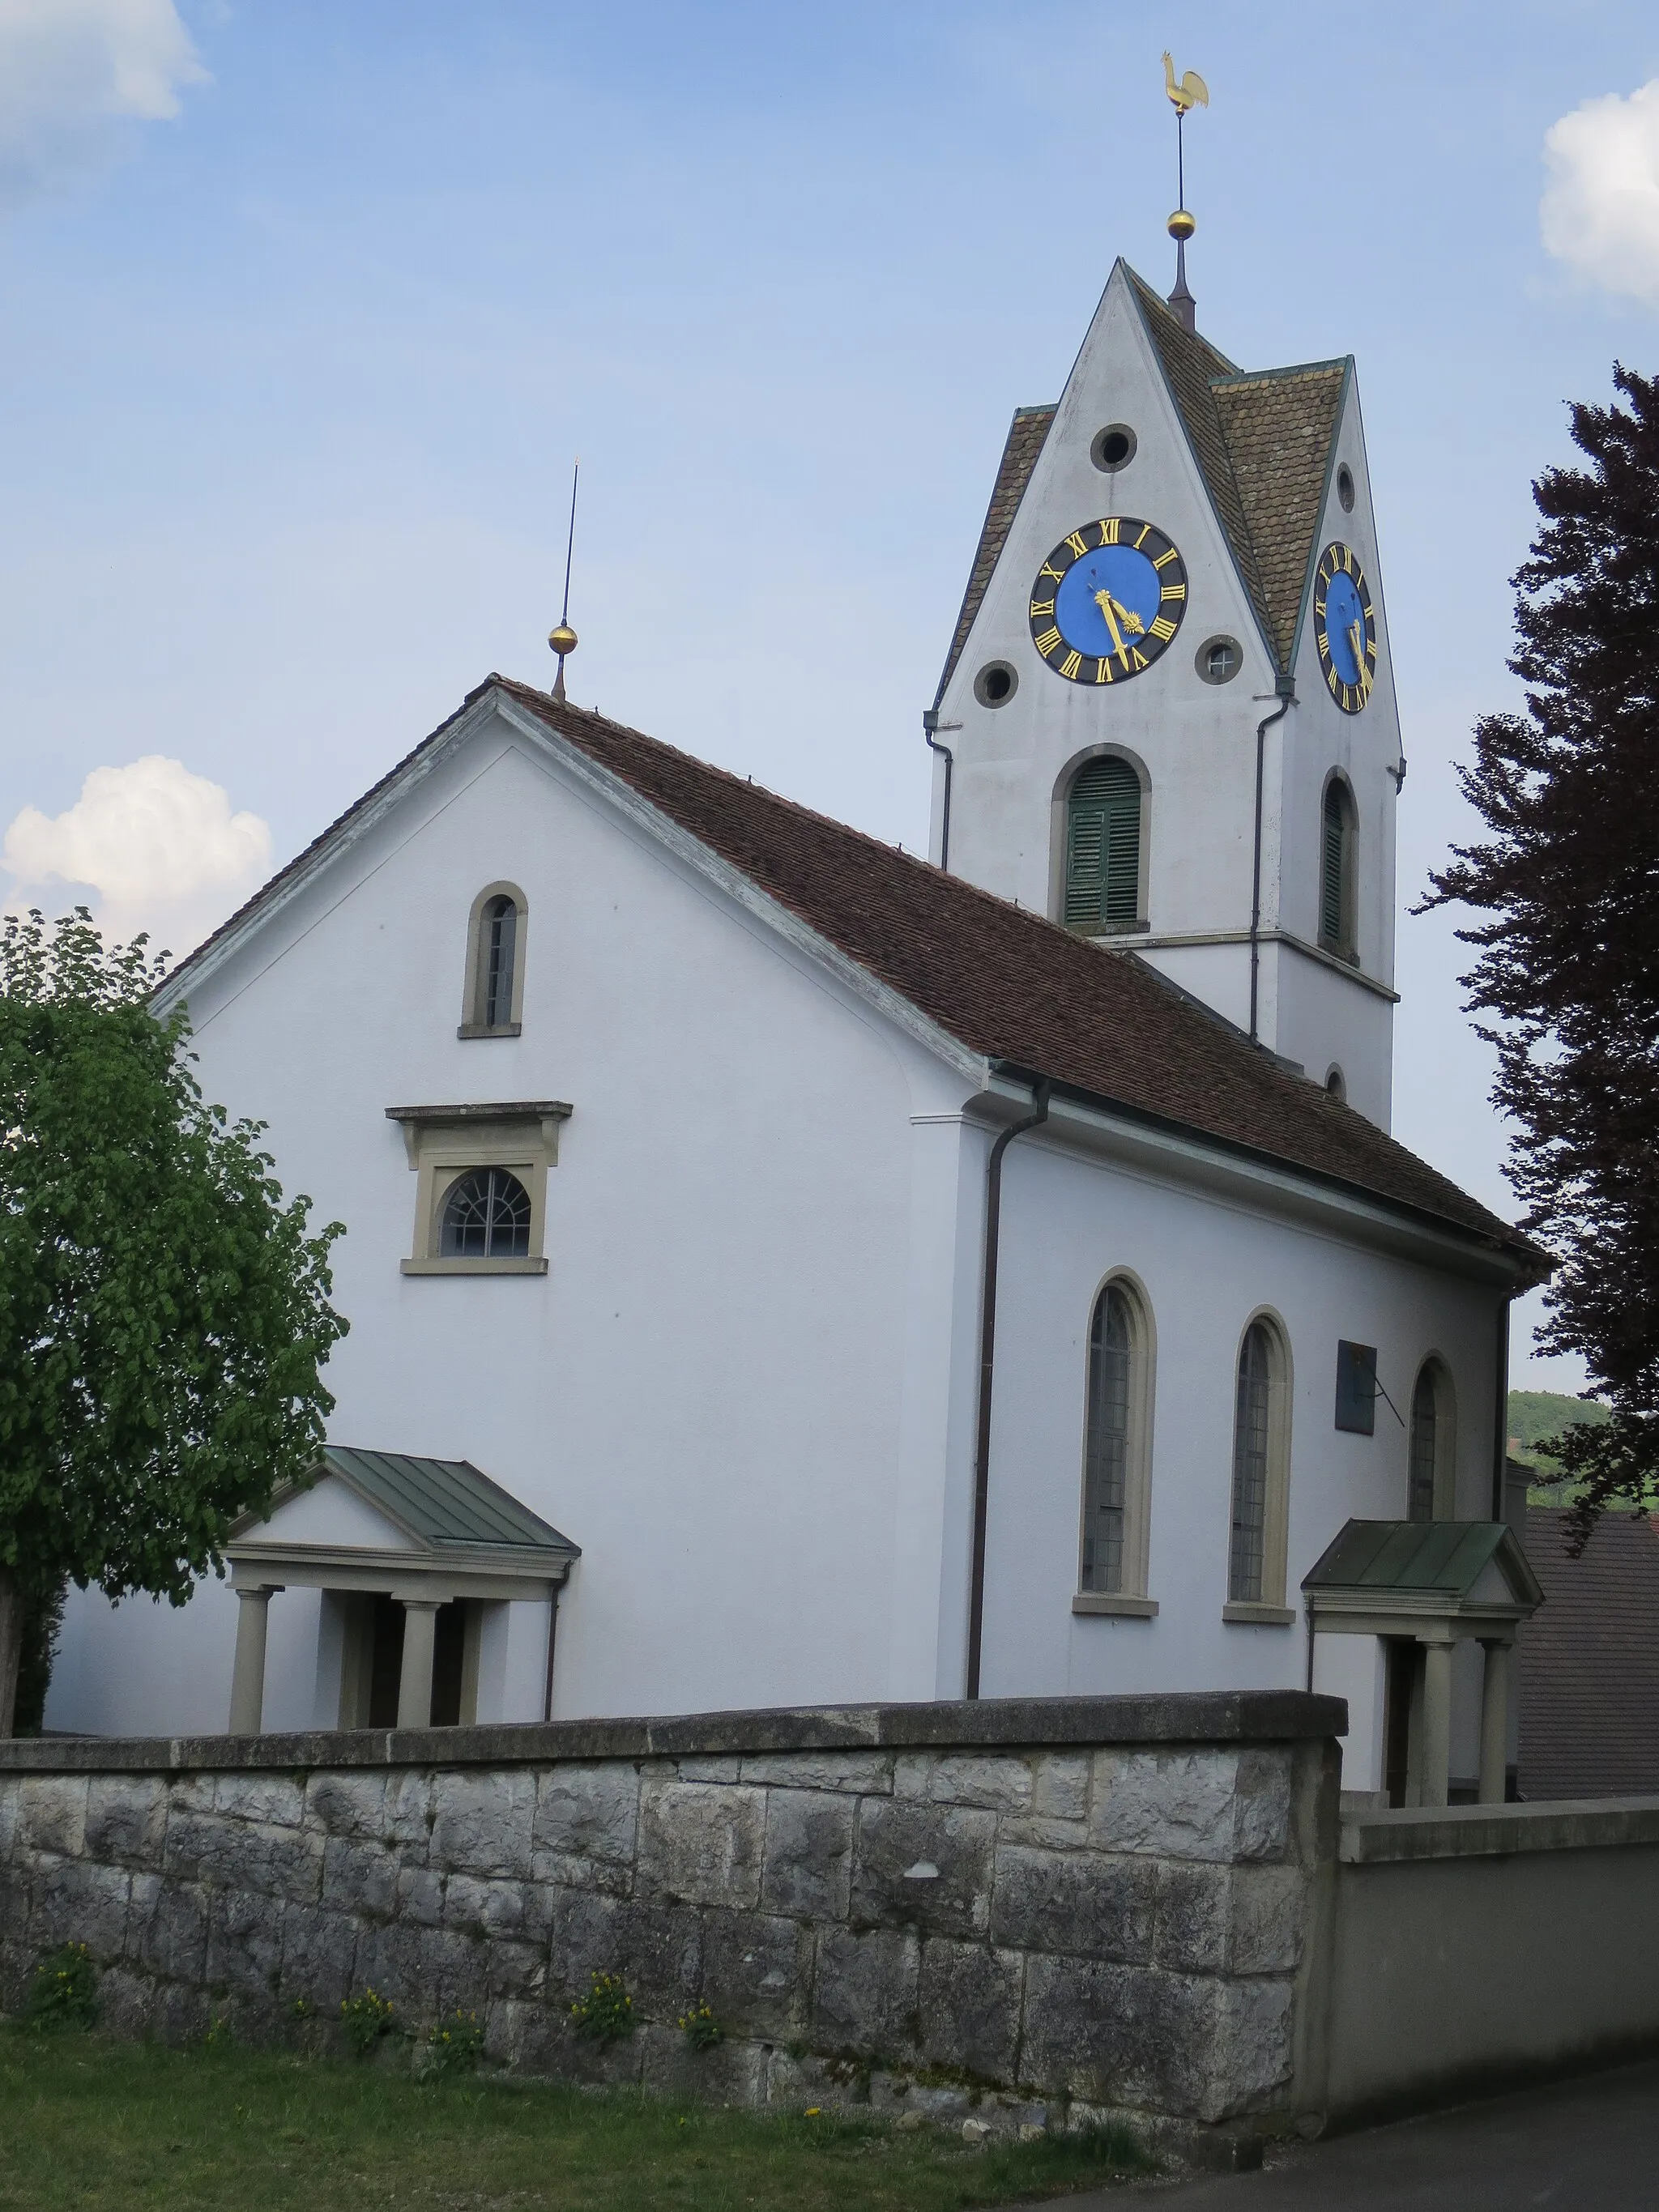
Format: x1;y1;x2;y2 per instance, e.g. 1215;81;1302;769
1424;364;1659;1542
0;910;348;1735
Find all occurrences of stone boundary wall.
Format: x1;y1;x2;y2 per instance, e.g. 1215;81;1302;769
0;1694;1341;2150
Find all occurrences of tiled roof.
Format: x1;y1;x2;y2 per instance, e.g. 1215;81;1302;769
936;265;1350;691
167;673;1543;1266
935;404;1056;703
1519;1508;1659;1800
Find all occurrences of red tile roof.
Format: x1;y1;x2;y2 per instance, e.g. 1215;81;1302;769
167;676;1544;1271
1520;1508;1659;1799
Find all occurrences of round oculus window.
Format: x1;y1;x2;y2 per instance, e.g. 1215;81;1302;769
1196;635;1242;685
1337;465;1355;514
1090;424;1137;474
974;661;1017;708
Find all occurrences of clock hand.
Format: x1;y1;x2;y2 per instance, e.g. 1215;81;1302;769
1105;591;1145;637
1348;618;1371;690
1093;588;1128;661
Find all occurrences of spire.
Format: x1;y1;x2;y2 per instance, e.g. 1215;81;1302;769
548;456;580;703
1161;52;1209;334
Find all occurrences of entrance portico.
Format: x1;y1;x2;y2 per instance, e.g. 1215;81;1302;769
224;1447;579;1733
1303;1520;1543;1808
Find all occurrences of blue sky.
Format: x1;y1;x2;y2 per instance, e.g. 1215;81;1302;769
2;0;1657;1390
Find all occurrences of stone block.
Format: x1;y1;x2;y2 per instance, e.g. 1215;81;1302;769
96;1963;159;2040
676;1757;743;1783
132;1875;210;1984
0;1780;18;1868
532;1762;638;1877
166;1813;323;1904
321;1835;399;1921
1152;1862;1230;1974
206;1888;284;1999
1030;1755;1091;1822
850;1798;995;1937
810;1924;919;2055
305;1771;387;1840
443;1872;552;1947
84;1776;169;1867
394;1866;447;1927
894;1752;1033;1813
699;1907;809;2035
481;1937;548;2003
549;1887;702;2010
1090;1751;1240;1863
216;1773;306;1830
17;1775;88;1859
165;1773;217;1817
918;1937;1022;2082
639;2020;770;2106
1233;1750;1293;1863
277;1900;357;2011
1017;1954;1152;2103
990;1844;1156;1963
740;1750;894;1795
429;1771;535;1878
34;1853;130;1962
638;1781;766;1909
354;1918;480;2014
382;1769;435;1847
1110;1968;1226;2118
1228;1866;1304;1975
996;1813;1098;1853
153;1977;212;2046
760;1788;854;1920
1209;1978;1296;2117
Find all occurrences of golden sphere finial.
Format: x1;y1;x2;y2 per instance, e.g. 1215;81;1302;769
1167;208;1196;242
548;622;578;657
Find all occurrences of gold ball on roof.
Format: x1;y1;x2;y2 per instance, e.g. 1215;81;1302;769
1167;208;1196;241
548;623;578;656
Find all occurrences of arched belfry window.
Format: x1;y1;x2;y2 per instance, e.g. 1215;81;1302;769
1064;757;1142;936
1409;1359;1456;1522
1227;1317;1292;1615
461;883;528;1038
1077;1279;1154;1603
1319;779;1356;959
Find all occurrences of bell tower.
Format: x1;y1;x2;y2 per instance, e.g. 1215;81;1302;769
926;255;1405;1129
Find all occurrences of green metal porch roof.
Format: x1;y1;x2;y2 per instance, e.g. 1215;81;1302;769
320;1447;579;1556
1302;1519;1541;1605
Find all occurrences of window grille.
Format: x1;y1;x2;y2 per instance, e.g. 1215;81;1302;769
1409;1365;1439;1522
440;1167;531;1259
1064;758;1141;932
483;896;518;1029
1230;1323;1273;1603
1080;1286;1132;1592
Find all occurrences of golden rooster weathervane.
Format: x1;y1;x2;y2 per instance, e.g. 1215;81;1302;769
1161;52;1209;333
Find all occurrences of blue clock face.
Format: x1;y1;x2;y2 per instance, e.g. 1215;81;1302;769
1029;517;1187;684
1313;544;1377;714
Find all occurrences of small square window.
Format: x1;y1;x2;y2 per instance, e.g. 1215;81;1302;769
1334;1340;1378;1434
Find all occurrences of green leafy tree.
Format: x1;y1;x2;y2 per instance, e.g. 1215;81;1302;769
1424;364;1659;1542
0;909;347;1734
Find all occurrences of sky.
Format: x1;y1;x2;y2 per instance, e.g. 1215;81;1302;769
2;1;1658;1394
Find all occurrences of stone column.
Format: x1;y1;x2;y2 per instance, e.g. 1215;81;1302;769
396;1598;441;1729
228;1586;279;1735
1478;1639;1512;1804
1420;1636;1454;1809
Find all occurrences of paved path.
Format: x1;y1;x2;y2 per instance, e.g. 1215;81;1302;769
1040;2060;1659;2210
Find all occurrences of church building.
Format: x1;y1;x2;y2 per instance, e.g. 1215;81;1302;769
46;254;1547;1807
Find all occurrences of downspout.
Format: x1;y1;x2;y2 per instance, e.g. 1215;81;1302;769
1249;674;1298;1044
923;710;959;872
1491;1296;1512;1521
541;1579;562;1722
966;1076;1051;1698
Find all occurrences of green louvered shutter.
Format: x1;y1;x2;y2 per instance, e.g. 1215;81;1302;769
1320;782;1346;948
1065;758;1141;932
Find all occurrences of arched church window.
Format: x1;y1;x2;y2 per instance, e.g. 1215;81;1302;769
1079;1280;1154;1599
1319;779;1356;959
1228;1317;1291;1611
1409;1360;1455;1522
460;883;528;1038
1064;757;1142;935
440;1168;531;1259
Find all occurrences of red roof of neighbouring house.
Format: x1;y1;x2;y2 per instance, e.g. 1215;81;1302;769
1520;1507;1659;1799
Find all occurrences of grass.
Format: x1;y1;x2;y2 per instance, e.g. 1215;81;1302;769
0;2027;1153;2211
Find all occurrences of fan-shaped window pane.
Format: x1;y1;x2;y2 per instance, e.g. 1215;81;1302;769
484;896;518;1029
1410;1365;1439;1522
1065;758;1141;933
440;1168;531;1259
1230;1323;1274;1603
1081;1287;1132;1592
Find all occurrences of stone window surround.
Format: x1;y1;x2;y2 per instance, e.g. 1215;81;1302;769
1073;1269;1158;1619
1410;1354;1458;1521
387;1102;572;1276
458;880;529;1038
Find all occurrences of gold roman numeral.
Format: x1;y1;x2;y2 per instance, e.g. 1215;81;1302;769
1318;632;1332;660
1128;647;1149;671
1095;658;1114;683
1327;666;1341;697
1034;626;1063;657
1098;517;1119;545
1040;561;1065;583
1060;650;1083;679
1066;531;1090;560
1160;583;1186;603
1029;598;1055;618
1149;616;1177;643
1152;548;1179;570
1134;523;1151;548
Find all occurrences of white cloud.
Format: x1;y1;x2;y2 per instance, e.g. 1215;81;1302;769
1541;79;1659;308
3;756;271;956
0;0;206;208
